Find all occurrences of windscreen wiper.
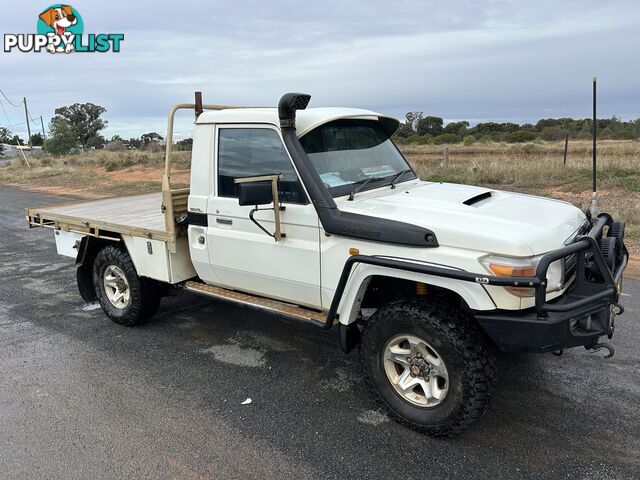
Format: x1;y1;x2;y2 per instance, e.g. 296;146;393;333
389;169;414;189
348;176;383;201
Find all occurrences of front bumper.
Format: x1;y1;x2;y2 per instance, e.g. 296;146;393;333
476;294;620;353
476;213;627;353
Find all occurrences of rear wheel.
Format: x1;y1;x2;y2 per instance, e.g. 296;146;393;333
360;300;495;436
92;244;161;326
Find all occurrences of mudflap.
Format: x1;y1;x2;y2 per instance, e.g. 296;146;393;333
77;263;97;302
339;322;361;354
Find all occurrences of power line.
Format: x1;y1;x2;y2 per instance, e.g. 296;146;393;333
0;99;31;140
0;119;28;128
0;89;24;108
28;112;40;125
0;89;46;139
0;97;17;133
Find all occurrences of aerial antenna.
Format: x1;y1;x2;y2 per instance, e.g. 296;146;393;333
588;76;598;217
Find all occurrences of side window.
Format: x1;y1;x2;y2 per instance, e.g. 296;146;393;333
218;128;307;204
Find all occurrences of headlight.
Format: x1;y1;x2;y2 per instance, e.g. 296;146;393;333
480;255;564;297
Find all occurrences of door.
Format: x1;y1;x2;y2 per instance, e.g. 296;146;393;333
206;125;322;308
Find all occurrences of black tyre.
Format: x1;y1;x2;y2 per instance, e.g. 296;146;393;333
92;244;161;326
360;300;495;436
607;221;625;262
599;236;616;274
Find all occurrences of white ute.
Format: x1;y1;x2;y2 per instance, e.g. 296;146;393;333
27;92;628;435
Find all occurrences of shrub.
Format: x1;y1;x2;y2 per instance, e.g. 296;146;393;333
105;140;127;152
149;142;163;153
433;133;460;144
409;135;433;145
506;130;537;143
463;135;475;146
104;153;138;171
539;126;567;141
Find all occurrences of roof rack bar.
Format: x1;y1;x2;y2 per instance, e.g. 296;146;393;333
164;102;241;176
164;92;265;177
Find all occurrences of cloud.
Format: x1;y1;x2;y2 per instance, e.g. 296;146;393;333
0;0;638;138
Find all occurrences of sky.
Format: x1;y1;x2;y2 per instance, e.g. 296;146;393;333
0;0;639;140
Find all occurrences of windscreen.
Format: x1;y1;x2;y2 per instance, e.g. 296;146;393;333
299;119;415;197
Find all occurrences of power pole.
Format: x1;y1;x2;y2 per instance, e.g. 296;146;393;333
23;97;32;147
40;116;46;139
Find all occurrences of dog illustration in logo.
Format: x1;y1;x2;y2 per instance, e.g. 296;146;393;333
39;5;77;53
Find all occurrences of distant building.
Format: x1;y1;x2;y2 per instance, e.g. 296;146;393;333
1;144;43;157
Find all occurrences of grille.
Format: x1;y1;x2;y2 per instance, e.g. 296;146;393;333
561;221;590;287
563;252;577;286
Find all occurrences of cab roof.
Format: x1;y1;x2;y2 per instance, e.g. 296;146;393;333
195;107;400;137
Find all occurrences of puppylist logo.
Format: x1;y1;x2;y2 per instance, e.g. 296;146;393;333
4;5;124;54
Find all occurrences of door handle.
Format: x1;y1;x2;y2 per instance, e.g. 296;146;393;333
216;218;232;225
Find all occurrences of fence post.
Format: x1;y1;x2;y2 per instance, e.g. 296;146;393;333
443;146;449;167
563;134;569;166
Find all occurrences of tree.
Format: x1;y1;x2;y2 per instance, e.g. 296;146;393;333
52;103;108;150
175;138;193;151
396;122;415;138
0;127;12;143
396;111;423;138
141;132;163;152
443;121;469;136
417;116;443;136
141;132;163;146
0;129;23;146
127;137;142;149
405;112;423;129
502;122;520;133
30;133;44;146
86;134;106;149
42;117;78;156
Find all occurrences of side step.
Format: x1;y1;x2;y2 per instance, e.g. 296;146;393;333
183;281;330;327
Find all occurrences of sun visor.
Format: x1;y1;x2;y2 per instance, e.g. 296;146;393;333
296;113;400;139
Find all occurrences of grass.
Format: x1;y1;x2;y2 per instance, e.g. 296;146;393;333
404;140;639;189
1;139;638;254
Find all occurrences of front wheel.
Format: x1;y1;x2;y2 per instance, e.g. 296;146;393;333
360;300;495;436
92;244;161;326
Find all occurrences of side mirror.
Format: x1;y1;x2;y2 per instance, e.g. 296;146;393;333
235;174;284;241
238;181;273;206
